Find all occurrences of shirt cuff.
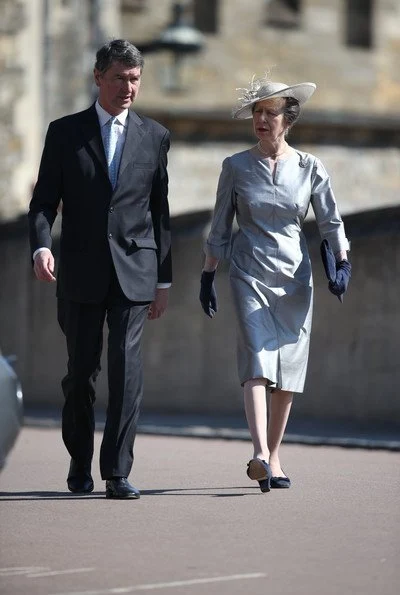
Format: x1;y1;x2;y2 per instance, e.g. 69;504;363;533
33;247;51;260
156;283;171;289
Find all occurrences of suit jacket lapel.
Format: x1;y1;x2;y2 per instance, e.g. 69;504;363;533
118;110;145;181
79;105;146;187
81;104;109;178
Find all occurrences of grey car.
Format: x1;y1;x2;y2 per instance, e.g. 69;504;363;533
0;351;23;470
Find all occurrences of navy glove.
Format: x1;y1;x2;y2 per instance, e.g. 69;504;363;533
329;259;352;302
199;270;218;318
320;240;352;303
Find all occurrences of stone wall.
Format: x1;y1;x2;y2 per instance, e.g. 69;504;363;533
0;0;119;223
1;0;399;222
1;205;399;428
1;0;399;430
165;142;400;218
0;0;29;221
124;0;400;117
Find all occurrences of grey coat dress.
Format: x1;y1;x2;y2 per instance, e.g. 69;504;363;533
205;147;350;392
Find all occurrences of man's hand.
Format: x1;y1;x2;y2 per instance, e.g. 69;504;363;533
148;288;169;320
33;249;56;282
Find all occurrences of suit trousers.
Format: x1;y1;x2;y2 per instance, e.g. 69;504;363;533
57;267;150;480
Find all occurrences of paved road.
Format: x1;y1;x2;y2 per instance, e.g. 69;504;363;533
0;426;399;595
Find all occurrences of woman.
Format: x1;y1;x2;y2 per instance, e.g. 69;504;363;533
199;76;351;493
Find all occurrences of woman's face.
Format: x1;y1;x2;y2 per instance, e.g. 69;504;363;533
252;97;288;143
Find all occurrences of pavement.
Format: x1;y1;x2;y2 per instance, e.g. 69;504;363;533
0;411;399;595
23;407;400;451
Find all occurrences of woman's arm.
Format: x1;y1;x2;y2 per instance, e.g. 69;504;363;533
204;157;236;261
199;157;236;317
335;249;348;262
310;158;350;256
203;255;219;272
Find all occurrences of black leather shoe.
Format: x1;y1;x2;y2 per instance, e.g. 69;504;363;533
105;477;140;499
270;476;291;489
67;460;94;494
246;458;272;493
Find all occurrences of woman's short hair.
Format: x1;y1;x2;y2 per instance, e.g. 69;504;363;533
95;39;144;73
284;97;301;130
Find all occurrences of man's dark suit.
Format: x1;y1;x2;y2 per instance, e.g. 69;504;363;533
28;104;171;480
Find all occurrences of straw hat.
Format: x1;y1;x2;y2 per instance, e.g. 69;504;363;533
232;76;316;119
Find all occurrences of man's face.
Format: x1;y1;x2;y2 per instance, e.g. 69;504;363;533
94;61;142;115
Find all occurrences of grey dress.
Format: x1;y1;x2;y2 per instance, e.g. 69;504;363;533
205;148;350;392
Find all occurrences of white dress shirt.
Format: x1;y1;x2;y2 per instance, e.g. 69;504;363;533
96;100;128;164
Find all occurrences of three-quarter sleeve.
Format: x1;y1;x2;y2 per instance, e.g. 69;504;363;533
310;158;350;254
204;157;236;259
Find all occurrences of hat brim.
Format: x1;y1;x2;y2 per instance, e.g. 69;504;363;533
233;82;316;119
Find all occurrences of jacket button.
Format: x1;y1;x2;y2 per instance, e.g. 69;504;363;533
109;207;114;213
108;233;112;239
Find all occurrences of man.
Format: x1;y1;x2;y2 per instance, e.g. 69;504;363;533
28;39;172;499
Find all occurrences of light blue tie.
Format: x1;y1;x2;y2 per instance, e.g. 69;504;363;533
103;117;122;189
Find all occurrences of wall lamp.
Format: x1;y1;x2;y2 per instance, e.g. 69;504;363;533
136;2;205;92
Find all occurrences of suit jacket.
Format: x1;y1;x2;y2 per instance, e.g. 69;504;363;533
28;104;172;303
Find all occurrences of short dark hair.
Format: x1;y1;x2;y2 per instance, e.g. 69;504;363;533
95;39;144;73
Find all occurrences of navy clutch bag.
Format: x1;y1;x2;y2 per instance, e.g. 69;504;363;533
320;240;351;303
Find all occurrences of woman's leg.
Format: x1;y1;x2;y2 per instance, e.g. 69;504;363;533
267;389;293;477
244;379;269;461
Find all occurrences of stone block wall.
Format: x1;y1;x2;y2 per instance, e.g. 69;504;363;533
0;0;28;221
1;205;399;428
0;0;119;223
165;141;400;219
1;1;399;431
1;0;399;223
124;0;400;117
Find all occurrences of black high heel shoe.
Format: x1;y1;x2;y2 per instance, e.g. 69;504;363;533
246;458;272;493
270;475;291;489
